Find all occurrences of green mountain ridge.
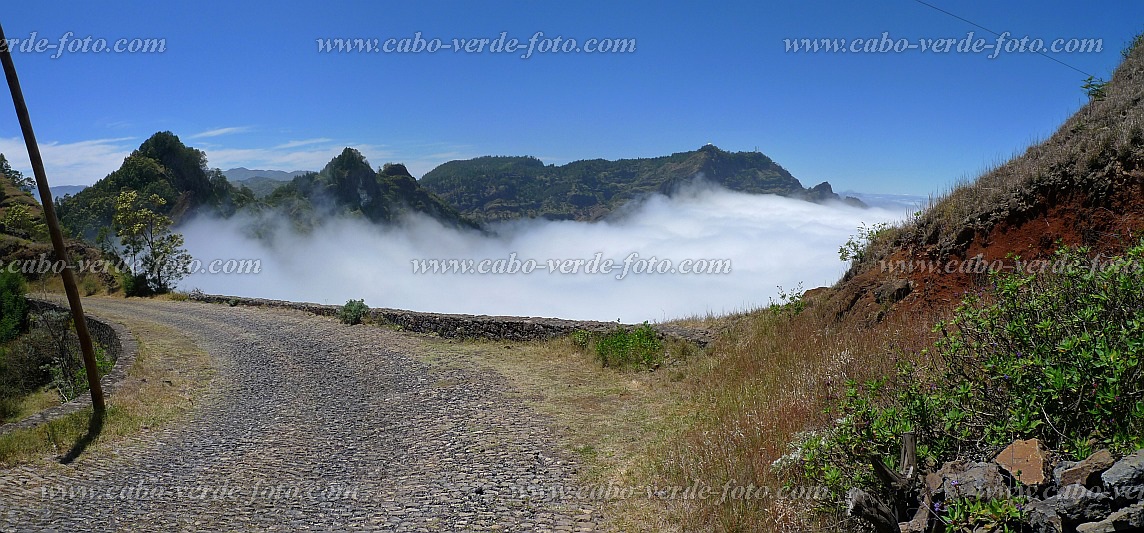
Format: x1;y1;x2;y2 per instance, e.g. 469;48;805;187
419;144;865;222
55;135;864;243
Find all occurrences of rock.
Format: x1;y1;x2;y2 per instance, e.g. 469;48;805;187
1101;449;1144;505
1053;460;1079;487
874;279;911;304
932;460;1010;500
1102;449;1144;488
1025;484;1111;533
1075;501;1144;533
994;438;1047;485
1060;450;1115;488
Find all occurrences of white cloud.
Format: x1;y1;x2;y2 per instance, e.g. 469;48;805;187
274;138;334;150
190;126;253;139
179;183;904;323
0;136;134;186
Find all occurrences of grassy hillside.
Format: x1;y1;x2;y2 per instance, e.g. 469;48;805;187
420;144;863;222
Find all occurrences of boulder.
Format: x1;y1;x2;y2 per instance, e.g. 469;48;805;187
1101;449;1144;505
1053;460;1079;487
874;278;911;304
994;438;1048;485
1024;484;1111;533
930;460;1010;500
1059;449;1115;488
1075;501;1144;533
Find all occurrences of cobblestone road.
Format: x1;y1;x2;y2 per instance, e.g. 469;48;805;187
0;299;601;531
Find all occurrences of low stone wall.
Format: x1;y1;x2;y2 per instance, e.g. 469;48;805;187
190;294;715;347
0;299;138;436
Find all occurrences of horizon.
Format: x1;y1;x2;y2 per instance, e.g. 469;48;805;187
0;2;1140;195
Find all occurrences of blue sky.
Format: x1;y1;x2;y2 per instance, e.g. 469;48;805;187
1;1;1140;194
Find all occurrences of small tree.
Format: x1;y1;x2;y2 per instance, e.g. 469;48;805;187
112;190;193;295
0;271;27;343
0;154;34;193
2;203;46;239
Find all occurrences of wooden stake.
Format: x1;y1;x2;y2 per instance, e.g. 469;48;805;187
0;22;105;413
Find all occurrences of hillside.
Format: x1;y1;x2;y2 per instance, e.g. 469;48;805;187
260;148;477;232
815;40;1144;325
420;144;865;222
0;155;105;287
56;131;247;242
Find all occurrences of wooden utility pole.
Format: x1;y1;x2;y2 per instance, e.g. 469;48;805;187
0;22;105;413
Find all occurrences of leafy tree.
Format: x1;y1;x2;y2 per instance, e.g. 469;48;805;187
0;154;34;193
0;271;27;343
112;190;193;295
2;203;46;240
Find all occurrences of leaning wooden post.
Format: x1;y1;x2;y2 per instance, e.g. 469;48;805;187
0;22;105;413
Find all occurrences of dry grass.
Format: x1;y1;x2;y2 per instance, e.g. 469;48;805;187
0;312;214;466
847;39;1144;271
413;334;701;531
408;302;940;532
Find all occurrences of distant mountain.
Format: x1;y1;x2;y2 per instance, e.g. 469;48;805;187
31;185;88;203
420;144;864;222
231;176;289;198
260;148;478;232
222;168;311;182
57;131;245;241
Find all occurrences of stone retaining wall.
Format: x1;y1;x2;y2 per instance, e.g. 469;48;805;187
0;299;138;436
190;294;715;347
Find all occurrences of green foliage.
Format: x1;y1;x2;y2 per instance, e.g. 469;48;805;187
338;299;369;325
21;311;112;402
2;204;45;240
570;329;591;348
113;189;193;295
56;132;240;242
800;241;1144;510
0;154;34;193
595;323;663;369
939;496;1027;532
1082;76;1108;101
839;222;890;263
419;145;814;223
0;272;27;344
261;150;476;233
768;283;806;316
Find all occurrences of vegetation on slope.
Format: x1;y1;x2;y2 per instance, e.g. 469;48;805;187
262;148;477;232
420;144;863;222
56;131;249;243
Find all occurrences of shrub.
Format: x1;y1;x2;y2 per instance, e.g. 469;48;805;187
595;323;663;369
339;299;369;325
570;329;591;348
800;241;1144;512
80;275;101;296
0;271;26;343
120;272;155;298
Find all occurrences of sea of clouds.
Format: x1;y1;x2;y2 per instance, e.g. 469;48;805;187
178;182;916;323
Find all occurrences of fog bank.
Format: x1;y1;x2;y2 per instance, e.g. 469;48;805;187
179;183;902;323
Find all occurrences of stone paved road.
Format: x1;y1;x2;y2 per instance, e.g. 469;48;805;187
0;299;601;531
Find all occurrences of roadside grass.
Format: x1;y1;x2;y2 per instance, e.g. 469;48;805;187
414;334;700;531
0;312;214;466
409;301;940;532
1;388;61;425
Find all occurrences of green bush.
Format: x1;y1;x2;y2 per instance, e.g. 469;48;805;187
339;299;369;325
595;323;663;369
120;272;155;298
800;241;1144;509
0;271;27;343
